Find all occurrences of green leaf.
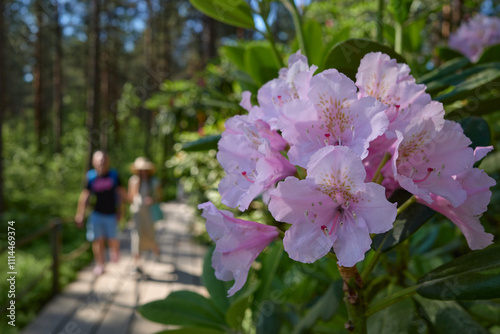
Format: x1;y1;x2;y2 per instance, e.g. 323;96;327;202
458;117;491;149
181;135;221;152
189;0;254;29
414;296;489;334
479;150;500;174
221;45;247;72
254;241;283;305
292;282;342;334
202;246;230;314
371;191;435;252
436;46;465;62
477;44;500;64
301;20;323;68
155;327;226;334
138;290;226;329
461;300;500;326
417;57;470;85
406;16;426;52
388;0;412;24
244;44;280;86
435;62;500;103
416;245;500;300
225;281;259;329
446;96;500;120
322;39;405;81
367;286;420;334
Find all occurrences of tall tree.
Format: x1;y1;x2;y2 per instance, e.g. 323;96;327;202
53;0;63;153
201;15;217;66
34;0;44;151
86;0;101;169
0;0;5;213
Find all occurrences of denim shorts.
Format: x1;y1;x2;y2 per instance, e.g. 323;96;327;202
86;211;118;241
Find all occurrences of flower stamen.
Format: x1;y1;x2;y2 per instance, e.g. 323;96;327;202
414;168;434;183
241;171;255;183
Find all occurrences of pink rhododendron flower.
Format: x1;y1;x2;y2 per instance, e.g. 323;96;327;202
449;14;500;62
198;202;280;296
269;146;397;267
356;52;431;137
278;69;389;167
217;115;296;211
393;117;474;207
241;51;317;129
418;168;495;250
417;146;496;249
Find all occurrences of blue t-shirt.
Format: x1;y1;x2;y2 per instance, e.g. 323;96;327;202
86;169;121;214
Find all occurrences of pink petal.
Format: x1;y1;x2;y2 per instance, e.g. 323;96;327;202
332;213;372;267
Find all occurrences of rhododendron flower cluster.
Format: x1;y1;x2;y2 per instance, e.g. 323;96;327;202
449;14;500;62
199;51;495;296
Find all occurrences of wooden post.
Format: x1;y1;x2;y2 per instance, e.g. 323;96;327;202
51;219;62;297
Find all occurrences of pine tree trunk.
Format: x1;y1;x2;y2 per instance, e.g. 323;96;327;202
34;0;44;152
86;0;101;169
53;0;63;153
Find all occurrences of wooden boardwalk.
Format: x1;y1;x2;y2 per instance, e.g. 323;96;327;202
22;202;208;334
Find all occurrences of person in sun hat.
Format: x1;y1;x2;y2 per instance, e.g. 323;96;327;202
75;151;127;276
128;157;162;273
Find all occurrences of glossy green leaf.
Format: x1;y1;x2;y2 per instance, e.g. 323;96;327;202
301;20;323;68
436;46;465;61
416;245;500;300
202;246;230;314
221;45;247;72
417;57;470;85
189;0;254;29
388;0;412;24
436;62;500;103
406;16;426;52
244;44;280;86
225;281;259;329
479;150;500;174
181;135;221;152
477;44;500;64
292;282;342;334
461;300;500;326
446;96;500;120
414;296;489;334
138;290;226;329
368;286;420;334
459;117;491;149
372;191;435;252
322;39;405;81
254;241;283;305
155;327;226;334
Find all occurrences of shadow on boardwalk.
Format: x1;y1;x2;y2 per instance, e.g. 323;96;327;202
22;202;208;334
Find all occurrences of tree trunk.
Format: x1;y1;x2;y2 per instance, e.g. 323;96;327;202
86;0;101;169
53;0;63;153
34;0;44;152
0;0;5;212
202;15;217;66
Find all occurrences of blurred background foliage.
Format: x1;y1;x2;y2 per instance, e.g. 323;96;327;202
1;0;500;332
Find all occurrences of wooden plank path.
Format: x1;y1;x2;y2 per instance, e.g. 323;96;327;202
22;202;208;334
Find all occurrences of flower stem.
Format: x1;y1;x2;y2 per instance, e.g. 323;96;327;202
395;21;403;54
371;152;391;184
262;18;284;68
280;0;306;57
338;265;367;334
397;195;416;216
365;285;417;317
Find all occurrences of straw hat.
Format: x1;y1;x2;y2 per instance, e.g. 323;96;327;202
131;157;155;174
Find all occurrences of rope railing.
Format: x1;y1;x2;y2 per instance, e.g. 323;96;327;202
0;218;91;316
